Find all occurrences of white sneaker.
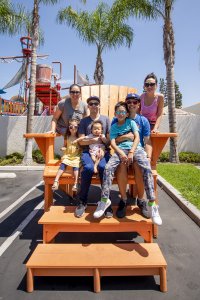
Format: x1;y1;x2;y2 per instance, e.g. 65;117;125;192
93;199;111;219
151;205;162;225
72;183;78;192
142;202;162;225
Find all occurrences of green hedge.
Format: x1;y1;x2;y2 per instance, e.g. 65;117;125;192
159;152;200;163
0;150;61;165
0;152;23;165
32;150;61;164
1;151;199;165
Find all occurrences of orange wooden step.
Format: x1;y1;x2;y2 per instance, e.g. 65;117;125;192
26;243;167;293
39;205;153;243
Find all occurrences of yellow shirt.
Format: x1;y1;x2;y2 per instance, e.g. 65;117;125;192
61;136;81;168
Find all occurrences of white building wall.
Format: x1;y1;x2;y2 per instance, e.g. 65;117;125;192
0;115;200;157
0;116;63;156
159;115;200;152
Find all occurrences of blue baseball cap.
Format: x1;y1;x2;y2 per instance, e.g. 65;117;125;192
125;93;140;101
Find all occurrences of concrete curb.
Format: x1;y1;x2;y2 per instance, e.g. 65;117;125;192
157;175;200;227
0;166;44;171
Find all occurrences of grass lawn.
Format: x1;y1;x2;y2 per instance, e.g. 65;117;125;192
157;163;200;210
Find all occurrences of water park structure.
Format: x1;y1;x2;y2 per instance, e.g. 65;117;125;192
0;37;61;116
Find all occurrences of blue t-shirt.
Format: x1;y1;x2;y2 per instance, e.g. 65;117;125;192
110;118;140;150
111;114;150;147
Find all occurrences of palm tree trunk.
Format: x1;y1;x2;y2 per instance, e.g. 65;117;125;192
94;46;104;84
163;19;179;163
23;0;39;165
166;65;179;162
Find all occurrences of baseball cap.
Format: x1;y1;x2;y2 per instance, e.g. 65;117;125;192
125;93;140;101
87;96;100;104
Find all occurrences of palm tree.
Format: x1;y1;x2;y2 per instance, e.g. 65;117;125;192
57;2;134;84
149;0;179;162
23;0;60;165
113;0;179;163
0;0;25;35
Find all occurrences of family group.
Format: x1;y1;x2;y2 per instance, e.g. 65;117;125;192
48;73;164;226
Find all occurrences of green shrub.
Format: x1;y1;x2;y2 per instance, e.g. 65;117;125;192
159;152;200;163
0;150;59;165
0;150;60;165
159;152;170;162
32;149;45;164
0;152;23;165
179;152;200;163
55;153;61;160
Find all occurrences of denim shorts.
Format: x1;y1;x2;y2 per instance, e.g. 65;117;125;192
59;163;79;171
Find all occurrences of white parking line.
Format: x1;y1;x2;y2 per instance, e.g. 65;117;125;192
0;173;16;178
0;181;43;220
0;200;44;257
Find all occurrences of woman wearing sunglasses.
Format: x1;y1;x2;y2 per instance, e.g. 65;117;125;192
140;73;164;133
50;84;88;135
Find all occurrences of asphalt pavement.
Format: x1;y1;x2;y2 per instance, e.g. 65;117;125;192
0;170;200;300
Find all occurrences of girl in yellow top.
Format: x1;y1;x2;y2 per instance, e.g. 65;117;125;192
52;119;81;192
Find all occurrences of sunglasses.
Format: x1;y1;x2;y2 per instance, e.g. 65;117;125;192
144;82;156;87
70;91;80;94
126;100;139;105
88;102;99;106
69;125;78;129
116;111;127;115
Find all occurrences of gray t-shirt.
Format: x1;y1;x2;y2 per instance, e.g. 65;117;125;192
56;97;88;134
78;115;110;151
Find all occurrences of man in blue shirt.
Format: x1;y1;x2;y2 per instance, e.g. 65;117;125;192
75;96;111;218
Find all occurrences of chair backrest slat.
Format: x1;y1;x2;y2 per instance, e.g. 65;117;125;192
80;85;137;119
100;85;109;116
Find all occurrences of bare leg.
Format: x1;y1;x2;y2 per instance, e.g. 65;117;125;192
93;159;100;174
94;149;105;174
116;163;128;200
90;154;98;173
99;148;105;160
72;169;79;192
73;169;79;184
52;168;64;190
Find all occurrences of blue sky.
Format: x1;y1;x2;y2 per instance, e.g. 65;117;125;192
0;0;200;108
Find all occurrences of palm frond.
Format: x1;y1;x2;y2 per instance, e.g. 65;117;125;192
0;1;27;35
112;0;155;20
57;2;133;49
40;0;61;5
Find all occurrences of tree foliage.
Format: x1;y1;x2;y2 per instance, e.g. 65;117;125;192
57;2;133;84
159;78;168;106
174;81;182;109
159;77;182;108
0;0;26;35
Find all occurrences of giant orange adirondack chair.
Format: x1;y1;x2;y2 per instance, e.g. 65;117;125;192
25;85;176;293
